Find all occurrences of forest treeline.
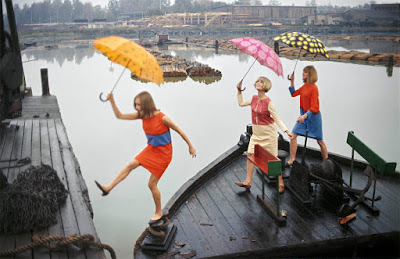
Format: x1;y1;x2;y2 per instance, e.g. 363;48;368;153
10;0;374;25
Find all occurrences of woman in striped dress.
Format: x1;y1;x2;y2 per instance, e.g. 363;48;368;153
236;77;293;193
95;91;196;223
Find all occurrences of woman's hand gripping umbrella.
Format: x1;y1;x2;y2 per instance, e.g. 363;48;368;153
229;37;283;91
273;32;329;80
93;36;164;101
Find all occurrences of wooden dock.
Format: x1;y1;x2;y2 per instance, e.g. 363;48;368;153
134;142;400;258
0;96;106;258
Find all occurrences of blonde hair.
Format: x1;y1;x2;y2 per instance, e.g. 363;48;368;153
303;65;318;84
134;91;157;119
257;76;272;93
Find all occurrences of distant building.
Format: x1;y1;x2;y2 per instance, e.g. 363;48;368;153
370;3;400;14
342;9;399;26
303;13;343;25
212;5;316;25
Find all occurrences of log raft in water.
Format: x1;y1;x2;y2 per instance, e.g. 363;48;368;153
131;49;221;84
185;38;400;67
151;50;221;77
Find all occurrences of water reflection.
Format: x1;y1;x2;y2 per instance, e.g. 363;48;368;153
21;45;399;258
23;47;96;66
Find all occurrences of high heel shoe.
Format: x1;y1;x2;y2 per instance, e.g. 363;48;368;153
235;182;251;190
95;180;109;196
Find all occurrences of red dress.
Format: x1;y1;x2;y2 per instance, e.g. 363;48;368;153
135;112;173;178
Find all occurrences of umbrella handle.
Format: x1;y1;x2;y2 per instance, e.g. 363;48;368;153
238;79;246;92
287;72;294;81
99;92;108;102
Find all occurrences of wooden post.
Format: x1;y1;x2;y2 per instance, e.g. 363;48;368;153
274;41;280;55
41;68;50;96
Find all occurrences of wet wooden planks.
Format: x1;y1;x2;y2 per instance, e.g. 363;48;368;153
136;149;400;258
0;96;105;258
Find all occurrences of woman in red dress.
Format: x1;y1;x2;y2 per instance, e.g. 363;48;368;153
95;91;196;223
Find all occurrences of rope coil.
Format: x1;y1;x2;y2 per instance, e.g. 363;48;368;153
0;234;116;259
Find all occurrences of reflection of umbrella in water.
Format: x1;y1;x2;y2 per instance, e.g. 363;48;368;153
93;36;164;101
131;74;187;84
274;32;329;79
131;74;222;85
229;37;283;91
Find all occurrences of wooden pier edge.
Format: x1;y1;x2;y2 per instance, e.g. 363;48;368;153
0;96;106;258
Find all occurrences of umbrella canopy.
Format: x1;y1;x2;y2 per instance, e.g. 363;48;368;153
274;32;329;59
229;37;283;77
93;36;164;86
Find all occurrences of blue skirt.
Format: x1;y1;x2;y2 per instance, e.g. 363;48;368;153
292;108;323;140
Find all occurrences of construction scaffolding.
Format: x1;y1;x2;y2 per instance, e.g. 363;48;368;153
126;12;262;27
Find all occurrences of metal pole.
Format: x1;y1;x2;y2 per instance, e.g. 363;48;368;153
0;0;4;57
350;148;354;187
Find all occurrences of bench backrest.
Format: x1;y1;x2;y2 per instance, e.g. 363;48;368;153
254;144;281;177
347;131;397;176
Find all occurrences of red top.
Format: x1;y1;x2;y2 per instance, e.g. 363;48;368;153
291;83;320;114
251;95;275;125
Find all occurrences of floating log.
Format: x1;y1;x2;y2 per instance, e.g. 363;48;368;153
131;49;222;82
186;38;400;67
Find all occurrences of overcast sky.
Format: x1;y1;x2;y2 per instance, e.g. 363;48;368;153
14;0;400;8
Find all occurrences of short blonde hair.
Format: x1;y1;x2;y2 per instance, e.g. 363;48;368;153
257;76;272;93
303;65;318;84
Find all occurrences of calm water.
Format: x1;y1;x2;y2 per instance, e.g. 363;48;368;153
22;43;399;258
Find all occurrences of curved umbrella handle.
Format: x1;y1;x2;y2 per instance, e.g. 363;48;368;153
99;92;108;102
238;87;246;92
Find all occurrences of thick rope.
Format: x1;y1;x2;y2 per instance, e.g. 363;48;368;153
0;234;116;259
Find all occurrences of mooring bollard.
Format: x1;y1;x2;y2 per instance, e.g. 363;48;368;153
41;68;50;96
274;41;280;55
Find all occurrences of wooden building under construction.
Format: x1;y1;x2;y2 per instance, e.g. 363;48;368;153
212;5;316;24
127;5;316;27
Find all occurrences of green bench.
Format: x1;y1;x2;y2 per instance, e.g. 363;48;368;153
347;131;397;215
247;144;286;226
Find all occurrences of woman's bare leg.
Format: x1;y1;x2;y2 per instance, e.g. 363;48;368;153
317;140;328;160
101;159;140;193
148;174;162;220
288;134;298;164
244;157;255;185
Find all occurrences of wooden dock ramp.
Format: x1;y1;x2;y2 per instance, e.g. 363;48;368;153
0;96;107;258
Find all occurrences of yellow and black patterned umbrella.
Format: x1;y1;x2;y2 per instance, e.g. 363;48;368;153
274;32;329;59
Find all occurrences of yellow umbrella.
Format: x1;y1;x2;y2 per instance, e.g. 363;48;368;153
93;36;164;101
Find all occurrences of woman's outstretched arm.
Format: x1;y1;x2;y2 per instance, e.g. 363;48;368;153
107;93;139;120
162;116;196;157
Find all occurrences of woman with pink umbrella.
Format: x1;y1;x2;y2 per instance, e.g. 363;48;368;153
235;76;293;193
230;37;293;193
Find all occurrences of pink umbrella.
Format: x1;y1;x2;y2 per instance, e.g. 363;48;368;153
229;37;283;90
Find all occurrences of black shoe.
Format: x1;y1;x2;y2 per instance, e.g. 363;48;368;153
284;162;292;168
95;180;109;196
